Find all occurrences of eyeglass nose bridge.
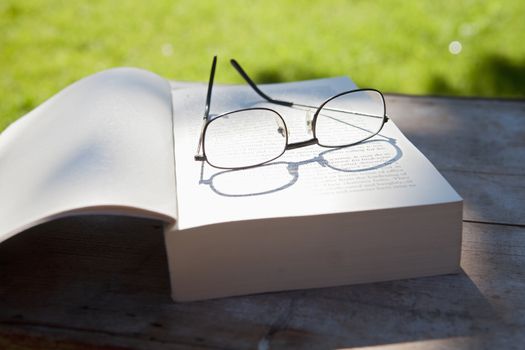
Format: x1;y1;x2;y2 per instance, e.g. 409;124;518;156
277;126;286;137
285;138;318;150
305;109;314;135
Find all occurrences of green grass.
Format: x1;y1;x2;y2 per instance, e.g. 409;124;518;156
1;0;524;131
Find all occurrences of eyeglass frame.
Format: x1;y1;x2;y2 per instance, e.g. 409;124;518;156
194;56;390;169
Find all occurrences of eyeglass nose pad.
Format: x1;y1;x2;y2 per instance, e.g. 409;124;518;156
305;110;313;135
277;126;286;138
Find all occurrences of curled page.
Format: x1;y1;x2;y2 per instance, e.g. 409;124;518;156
0;68;177;243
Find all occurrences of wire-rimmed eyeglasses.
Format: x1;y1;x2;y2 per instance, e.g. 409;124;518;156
194;56;389;169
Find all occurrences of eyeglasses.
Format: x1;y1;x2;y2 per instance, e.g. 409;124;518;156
194;56;390;169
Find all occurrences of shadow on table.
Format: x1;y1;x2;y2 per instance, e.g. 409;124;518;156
0;216;498;349
226;270;495;349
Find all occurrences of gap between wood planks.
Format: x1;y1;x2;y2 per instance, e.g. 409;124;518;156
462;219;525;229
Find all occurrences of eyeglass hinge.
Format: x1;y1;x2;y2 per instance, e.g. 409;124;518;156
194;155;206;161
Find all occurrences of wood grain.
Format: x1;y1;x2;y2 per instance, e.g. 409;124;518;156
387;95;525;225
1;94;524;349
0;218;523;349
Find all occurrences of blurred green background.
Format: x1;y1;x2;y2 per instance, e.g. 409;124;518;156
1;0;524;131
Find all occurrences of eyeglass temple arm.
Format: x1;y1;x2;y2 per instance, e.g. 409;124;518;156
230;59;293;107
195;56;218;161
204;56;217;120
230;59;387;122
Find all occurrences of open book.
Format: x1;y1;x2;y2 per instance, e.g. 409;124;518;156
0;68;462;301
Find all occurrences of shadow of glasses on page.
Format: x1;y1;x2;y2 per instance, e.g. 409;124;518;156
199;136;402;197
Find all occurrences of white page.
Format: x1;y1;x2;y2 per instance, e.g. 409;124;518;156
172;77;461;230
0;68;177;242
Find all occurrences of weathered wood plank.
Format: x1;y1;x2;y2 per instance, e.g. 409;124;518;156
442;170;525;225
0;217;524;349
386;95;525;225
386;95;525;174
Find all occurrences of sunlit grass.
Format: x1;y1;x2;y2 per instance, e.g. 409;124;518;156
1;0;523;131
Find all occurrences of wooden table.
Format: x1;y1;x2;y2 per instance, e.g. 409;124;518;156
1;94;524;349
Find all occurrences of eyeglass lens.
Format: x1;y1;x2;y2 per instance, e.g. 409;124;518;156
204;109;287;169
315;90;385;147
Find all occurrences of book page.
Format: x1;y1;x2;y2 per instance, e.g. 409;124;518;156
172;78;461;230
0;68;177;242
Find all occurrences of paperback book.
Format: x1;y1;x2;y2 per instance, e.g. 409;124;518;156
0;67;462;301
